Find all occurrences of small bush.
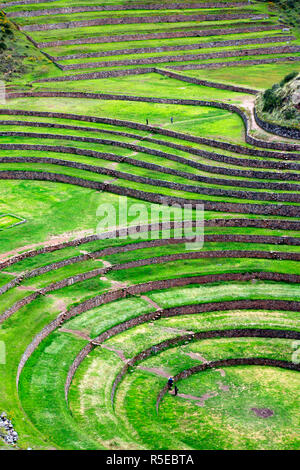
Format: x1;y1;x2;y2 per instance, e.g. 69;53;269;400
280;72;298;87
284;108;297;120
262;88;283;113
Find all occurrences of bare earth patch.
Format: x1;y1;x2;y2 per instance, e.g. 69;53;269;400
59;328;91;341
251;408;274;418
0;229;95;262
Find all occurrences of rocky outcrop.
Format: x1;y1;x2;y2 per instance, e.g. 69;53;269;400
0;413;18;446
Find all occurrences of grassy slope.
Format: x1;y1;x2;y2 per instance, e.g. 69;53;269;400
0;0;299;451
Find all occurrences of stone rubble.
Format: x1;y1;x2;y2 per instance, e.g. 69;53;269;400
0;412;18;446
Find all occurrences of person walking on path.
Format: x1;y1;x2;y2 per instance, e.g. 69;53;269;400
167;377;174;390
174;385;178;396
146;118;149;125
170;117;173;124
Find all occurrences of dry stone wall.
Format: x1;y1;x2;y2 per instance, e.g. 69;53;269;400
110;328;300;403
6;93;300;153
0;170;299;217
59;46;300;70
156;357;300;409
22;13;265;32
54;36;294;63
7;3;249;17
17;294;300;387
36;24;282;48
254;108;300;140
2;155;299;203
1;217;299;272
169;56;300;72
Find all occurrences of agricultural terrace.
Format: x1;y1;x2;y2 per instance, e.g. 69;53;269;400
0;0;299;451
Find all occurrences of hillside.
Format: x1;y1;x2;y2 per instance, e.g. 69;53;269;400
256;71;300;129
261;0;300;28
0;0;299;452
0;11;56;86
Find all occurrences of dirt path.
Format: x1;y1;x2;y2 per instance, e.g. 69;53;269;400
137;366;171;378
0;229;94;263
101;344;128;362
217;381;230;392
59;327;91;341
1;271;20;276
140;295;161;310
17;285;39;292
99;275;128;289
215;368;226;377
160;326;195;335
239;94;298;144
47;295;67;313
183;351;209;363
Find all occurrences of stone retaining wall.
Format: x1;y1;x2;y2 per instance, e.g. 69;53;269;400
34;57;300;82
4;140;299;184
109;328;300;404
169;56;300;73
2;155;300;202
22;13;264;32
156;357;300;409
6;94;300;153
1;229;299;298
3;149;300;191
7;3;249;18
54;36;293;63
0;0;56;7
1;217;299;272
0;170;299;217
156;68;259;94
4;256;300;325
4;262;299;328
59;45;300;70
3;125;300;170
254;108;300;141
17;294;300;387
5;117;300;177
36;24;282;48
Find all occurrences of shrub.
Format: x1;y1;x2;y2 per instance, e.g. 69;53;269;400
284;108;297;120
262;88;283;113
280;72;298;87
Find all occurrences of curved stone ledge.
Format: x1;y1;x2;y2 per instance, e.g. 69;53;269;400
168;56;300;73
1;228;299;298
254;108;300;141
17;290;300;387
21;13;264;32
54;36;293;65
7;3;249;18
3;246;300;324
2;217;299;271
0;170;299;217
156;70;300;152
156;357;300;410
3;150;300;191
36;24;282;48
59;46;300;71
5;96;300;154
35;57;300;85
0;0;56;7
1;142;300;190
156;68;259;94
2;155;300;203
4;119;300;183
108;328;300;405
2;136;300;179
